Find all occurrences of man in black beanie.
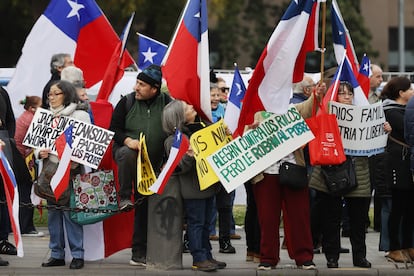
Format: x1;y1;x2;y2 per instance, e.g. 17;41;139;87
110;64;171;266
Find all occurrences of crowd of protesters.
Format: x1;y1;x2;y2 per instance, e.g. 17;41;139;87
2;56;414;273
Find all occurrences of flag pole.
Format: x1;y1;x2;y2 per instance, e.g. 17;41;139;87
319;0;327;82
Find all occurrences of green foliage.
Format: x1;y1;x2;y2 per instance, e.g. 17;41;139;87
0;0;376;71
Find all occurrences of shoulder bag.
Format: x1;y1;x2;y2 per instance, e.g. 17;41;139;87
321;157;357;196
279;162;308;190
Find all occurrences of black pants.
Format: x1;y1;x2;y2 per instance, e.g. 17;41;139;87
244;181;260;254
312;191;368;262
132;192;148;258
11;145;36;234
388;189;414;250
215;187;232;240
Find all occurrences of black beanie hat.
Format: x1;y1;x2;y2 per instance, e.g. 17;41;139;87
137;64;162;88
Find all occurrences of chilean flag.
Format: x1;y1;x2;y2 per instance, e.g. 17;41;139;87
224;65;246;137
138;33;168;70
323;54;369;108
50;125;73;201
0;148;23;257
96;12;136;101
162;0;212;121
236;0;320;136
357;54;371;97
331;0;359;74
7;0;131;116
149;130;189;195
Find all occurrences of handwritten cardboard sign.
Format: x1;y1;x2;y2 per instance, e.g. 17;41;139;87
23;108;114;169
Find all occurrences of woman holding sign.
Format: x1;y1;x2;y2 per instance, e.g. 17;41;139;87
309;81;390;269
35;80;90;270
250;82;326;271
162;100;224;272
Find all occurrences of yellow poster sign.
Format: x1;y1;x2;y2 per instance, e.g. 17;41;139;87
189;119;229;190
137;134;156;195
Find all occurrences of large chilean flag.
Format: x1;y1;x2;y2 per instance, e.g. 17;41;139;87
162;0;212;122
7;0;130;116
236;0;320;136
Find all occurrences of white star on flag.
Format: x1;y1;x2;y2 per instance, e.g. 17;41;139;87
142;47;158;64
66;0;84;20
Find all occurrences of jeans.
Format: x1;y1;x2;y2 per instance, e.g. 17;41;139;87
48;208;84;259
184;196;214;263
379;197;391;251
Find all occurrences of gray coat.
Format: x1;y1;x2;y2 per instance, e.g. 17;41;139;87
309;156;371;197
164;135;218;200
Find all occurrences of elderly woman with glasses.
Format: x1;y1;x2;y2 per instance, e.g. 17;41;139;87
35;80;90;270
309;81;390;269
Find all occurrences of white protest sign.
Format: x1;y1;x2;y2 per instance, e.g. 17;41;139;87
329;101;387;156
207;105;314;193
23;108;114;169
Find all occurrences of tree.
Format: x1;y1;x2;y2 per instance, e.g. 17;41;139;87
0;0;376;71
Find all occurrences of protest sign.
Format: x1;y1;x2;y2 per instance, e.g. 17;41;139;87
137;134;156;195
189;119;229;190
23;108;114;169
329;101;387;156
207;106;314;192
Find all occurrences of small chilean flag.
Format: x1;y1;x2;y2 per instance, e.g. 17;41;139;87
224;65;246;138
162;0;212;121
149;130;189;194
50;125;73;201
323;54;369;108
331;0;359;73
0;148;23;257
357;54;371;97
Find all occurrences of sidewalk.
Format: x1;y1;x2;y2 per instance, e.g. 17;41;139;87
1;227;413;275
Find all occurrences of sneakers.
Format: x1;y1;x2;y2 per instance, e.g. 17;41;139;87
257;262;275;270
129;255;146;266
192;260;217;272
299;260;316;270
182;237;190;253
219;238;236;254
119;199;134;211
0;240;17;255
22;230;45;237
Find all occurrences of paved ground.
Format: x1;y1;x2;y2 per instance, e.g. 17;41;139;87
1;227;413;275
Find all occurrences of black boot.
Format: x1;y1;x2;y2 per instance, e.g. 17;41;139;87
219;238;236;254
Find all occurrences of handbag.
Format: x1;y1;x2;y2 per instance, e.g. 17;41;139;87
70;170;118;225
305;95;346;165
33;158;70;205
321;157;357;196
279;162;308;190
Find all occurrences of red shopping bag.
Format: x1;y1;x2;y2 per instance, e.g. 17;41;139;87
305;96;346;166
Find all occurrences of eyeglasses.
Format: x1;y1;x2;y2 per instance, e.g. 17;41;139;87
220;87;229;92
48;92;64;97
337;91;354;97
